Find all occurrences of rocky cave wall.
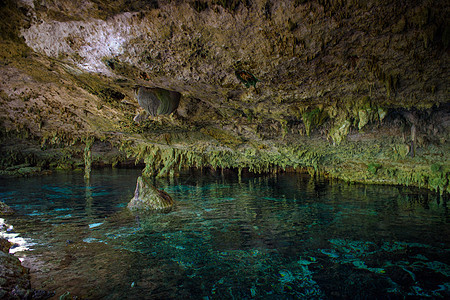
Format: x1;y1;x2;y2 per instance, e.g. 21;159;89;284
0;0;449;193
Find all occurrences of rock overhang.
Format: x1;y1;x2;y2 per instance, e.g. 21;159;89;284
0;0;448;193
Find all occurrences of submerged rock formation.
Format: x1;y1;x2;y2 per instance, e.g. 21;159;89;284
128;176;174;211
0;0;448;193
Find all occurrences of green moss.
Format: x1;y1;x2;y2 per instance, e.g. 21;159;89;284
200;127;243;148
367;163;381;175
431;163;441;174
137;145;204;178
378;108;387;122
329;119;351;145
394;144;410;159
118;139;325;180
301;108;327;136
83;137;95;181
4;123;447;194
358;109;369;130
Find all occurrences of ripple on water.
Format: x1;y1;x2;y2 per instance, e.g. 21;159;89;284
0;170;449;299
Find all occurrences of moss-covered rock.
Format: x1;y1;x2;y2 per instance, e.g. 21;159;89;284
329;119;351;145
127;176;174;211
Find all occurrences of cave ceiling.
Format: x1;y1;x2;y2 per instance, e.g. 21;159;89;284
0;0;449;191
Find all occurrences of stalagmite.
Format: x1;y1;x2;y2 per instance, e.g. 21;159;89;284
128;176;174;211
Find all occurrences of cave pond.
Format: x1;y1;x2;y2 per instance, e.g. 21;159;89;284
1;169;449;299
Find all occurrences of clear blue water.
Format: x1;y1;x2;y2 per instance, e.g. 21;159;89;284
0;169;449;299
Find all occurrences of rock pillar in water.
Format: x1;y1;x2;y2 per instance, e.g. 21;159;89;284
127;176;174;211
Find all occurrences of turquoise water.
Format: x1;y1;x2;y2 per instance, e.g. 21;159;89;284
0;169;449;299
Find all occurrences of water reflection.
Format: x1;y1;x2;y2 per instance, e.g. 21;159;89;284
0;169;449;299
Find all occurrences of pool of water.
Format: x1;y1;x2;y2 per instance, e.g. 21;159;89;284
1;169;449;299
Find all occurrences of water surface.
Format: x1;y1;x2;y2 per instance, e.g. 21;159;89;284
1;169;449;299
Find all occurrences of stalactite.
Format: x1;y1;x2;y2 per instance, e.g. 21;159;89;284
84;137;95;181
410;124;416;158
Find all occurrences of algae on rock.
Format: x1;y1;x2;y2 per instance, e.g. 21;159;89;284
128;176;174;211
83;137;95;181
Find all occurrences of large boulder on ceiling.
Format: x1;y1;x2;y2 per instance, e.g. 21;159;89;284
135;87;181;117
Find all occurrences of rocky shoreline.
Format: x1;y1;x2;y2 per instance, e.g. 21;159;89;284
1;201;53;299
0;238;53;300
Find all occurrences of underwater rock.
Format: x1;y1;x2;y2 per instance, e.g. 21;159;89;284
0;201;14;215
127;176;174;211
135;87;181;118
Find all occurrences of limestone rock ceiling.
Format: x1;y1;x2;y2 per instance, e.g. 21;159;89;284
5;0;450;135
21;1;450;100
0;0;449;192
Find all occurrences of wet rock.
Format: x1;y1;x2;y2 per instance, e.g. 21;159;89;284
17;166;42;177
0;165;51;179
0;238;13;253
0;238;54;299
0;237;30;298
135;87;181;118
0;201;14;215
127;176;174;211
